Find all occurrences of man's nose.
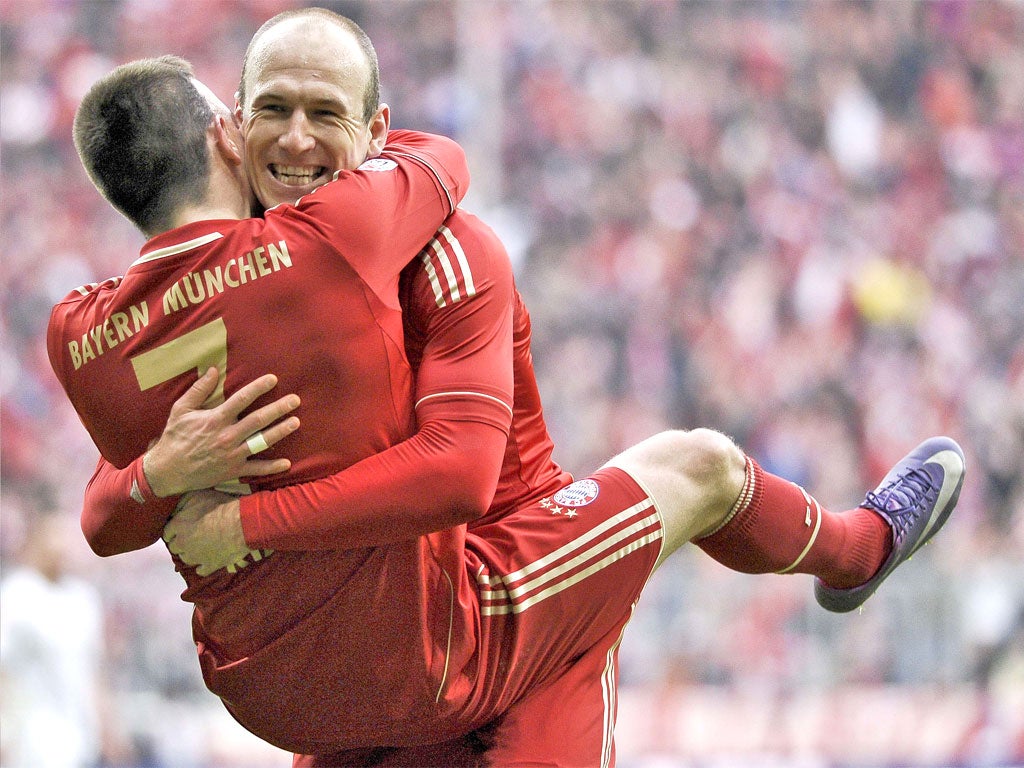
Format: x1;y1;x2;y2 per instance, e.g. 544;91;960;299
278;112;316;153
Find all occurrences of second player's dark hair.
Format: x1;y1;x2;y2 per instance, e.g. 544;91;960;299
73;55;213;235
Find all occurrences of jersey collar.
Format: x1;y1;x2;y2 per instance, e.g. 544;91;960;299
134;221;233;268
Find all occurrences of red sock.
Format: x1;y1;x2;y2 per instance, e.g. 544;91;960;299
695;457;892;588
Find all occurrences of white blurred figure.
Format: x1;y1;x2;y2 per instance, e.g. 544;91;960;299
1;511;105;768
826;68;883;181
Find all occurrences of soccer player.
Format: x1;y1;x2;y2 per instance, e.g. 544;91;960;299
70;11;967;767
48;54;477;757
82;8;567;560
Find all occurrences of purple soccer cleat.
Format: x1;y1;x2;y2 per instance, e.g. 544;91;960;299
815;436;966;613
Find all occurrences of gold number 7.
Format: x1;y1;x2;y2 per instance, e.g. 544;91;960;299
132;318;228;407
130;318;249;494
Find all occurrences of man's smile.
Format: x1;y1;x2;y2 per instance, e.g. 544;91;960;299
269;164;328;186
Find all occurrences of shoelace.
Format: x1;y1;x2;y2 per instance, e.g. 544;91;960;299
864;466;938;530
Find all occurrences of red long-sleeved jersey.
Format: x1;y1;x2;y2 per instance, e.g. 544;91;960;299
239;207;572;549
62;137;653;758
80;197;571;555
49;131;489;753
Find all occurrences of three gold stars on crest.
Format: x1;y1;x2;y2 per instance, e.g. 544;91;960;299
539;497;577;518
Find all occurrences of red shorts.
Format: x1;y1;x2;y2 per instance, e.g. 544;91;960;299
296;466;662;767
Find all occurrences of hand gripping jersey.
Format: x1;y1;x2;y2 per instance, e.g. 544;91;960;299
47;132;478;753
79;210;573;551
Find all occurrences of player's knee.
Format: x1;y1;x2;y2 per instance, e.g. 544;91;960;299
676;428;744;490
607;429;746;551
608;428;741;485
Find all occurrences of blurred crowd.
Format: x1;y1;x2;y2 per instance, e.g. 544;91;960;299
2;1;1023;766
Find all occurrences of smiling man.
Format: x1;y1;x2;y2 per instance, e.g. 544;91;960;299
51;50;478;759
239;14;387;204
75;10;968;768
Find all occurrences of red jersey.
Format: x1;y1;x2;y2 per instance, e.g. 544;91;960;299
236;209;573;548
401;212;572;524
80;209;571;551
48;132;476;753
65;160;661;759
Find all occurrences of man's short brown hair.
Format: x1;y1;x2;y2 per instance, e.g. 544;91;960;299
73;55;213;235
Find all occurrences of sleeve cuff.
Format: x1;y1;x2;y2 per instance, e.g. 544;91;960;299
238;493;264;549
131;456;179;517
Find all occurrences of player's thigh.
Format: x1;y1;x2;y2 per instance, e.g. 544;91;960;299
477;639;623;768
470;466;662;665
602;429;746;564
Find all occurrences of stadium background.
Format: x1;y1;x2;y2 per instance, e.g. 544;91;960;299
1;0;1022;765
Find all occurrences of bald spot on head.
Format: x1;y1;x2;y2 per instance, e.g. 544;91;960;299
239;11;379;123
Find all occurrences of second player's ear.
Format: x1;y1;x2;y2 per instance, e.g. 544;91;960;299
365;103;390;158
213;115;243;165
233;95;244;128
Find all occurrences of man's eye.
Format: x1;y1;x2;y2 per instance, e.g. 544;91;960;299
260;104;286;113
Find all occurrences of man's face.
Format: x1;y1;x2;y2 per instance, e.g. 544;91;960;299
238;20;388;210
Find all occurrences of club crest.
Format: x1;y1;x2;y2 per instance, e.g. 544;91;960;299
358;158;398;172
552;478;600;507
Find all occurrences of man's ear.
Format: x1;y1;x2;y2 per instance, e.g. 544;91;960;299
213;115;243;166
365;103;391;158
233;95;244;128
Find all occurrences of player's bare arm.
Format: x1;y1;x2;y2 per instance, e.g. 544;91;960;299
143;366;301;497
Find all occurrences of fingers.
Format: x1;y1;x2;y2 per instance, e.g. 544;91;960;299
161;496;193;543
221;373;282;420
162;509;194;546
240;457;292;478
201;557;249;577
250;415;300;451
245;431;270;455
197;551;269;577
171;367;220;414
229;385;301;463
239;415;297;476
218;379;301;469
236;394;301;439
162;517;183;546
